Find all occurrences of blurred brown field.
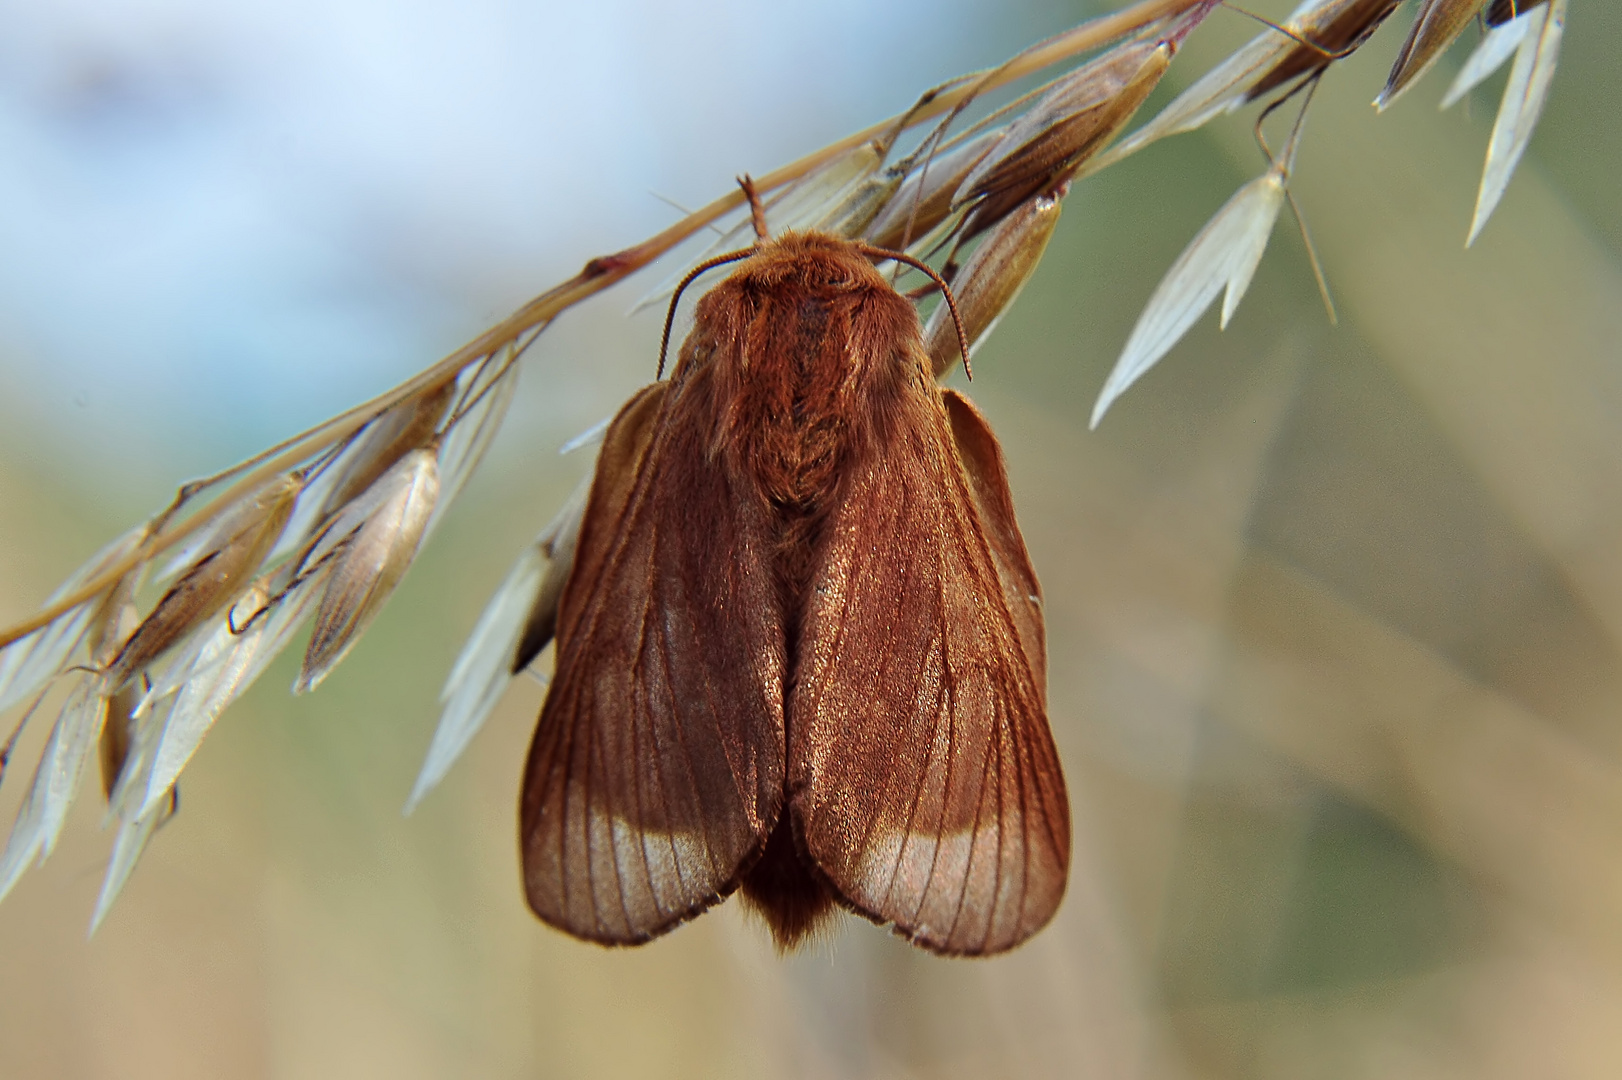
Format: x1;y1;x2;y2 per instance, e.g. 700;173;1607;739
2;3;1621;1077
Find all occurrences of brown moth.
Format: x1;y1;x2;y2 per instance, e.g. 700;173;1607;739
519;193;1069;956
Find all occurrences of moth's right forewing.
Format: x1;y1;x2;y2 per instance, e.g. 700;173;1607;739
941;389;1046;692
791;379;1069;956
521;377;787;944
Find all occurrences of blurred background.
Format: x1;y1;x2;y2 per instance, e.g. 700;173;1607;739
2;0;1620;1076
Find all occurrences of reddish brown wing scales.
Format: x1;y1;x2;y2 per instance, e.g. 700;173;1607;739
789;376;1069;956
520;374;787;944
941;390;1047;688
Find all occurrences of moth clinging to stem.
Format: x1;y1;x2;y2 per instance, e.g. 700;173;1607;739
514;179;1070;956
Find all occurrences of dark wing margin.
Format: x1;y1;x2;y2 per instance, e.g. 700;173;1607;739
790;385;1068;955
521;380;786;944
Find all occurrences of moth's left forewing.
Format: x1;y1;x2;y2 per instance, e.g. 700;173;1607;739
790;369;1070;956
521;377;787;945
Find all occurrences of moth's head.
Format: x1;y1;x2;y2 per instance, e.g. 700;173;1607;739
656;229;970;381
725;231;891;295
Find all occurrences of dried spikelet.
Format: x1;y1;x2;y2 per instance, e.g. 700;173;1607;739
97;604;144;801
924;190;1064;378
1378;0;1489;110
0;595;140;903
953;36;1174;242
263;378;454;570
129;565;329;825
0;675;109;903
810;161;905;239
123;579;270;817
429;359;519;536
512;477;590;675
1092;161;1295;428
91;785;174;933
1441;15;1531;108
404;542;543;810
558;416;611;455
296;448;440;693
109;474;301;688
1085;0;1395;177
1246;0;1398;102
953;2;1222;241
406;474;587;813
92;664;180;932
131;575;260;722
864;130;1001;252
0;522;150;715
762;141;888;236
1467;0;1565;245
317;379;456;522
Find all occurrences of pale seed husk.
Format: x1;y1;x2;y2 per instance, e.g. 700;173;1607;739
317;378;455;520
1468;0;1565;245
865;130;1001;252
90;788;173;934
407;473;588;813
954;38;1172;242
90;672;180;934
0;522;150;715
296;448;440;694
924;190;1063;378
130;564;328;822
132;580;276;819
0;672;111;904
108;474;301;689
559;416;612;456
1442;16;1529;108
1245;0;1399;103
1082;27;1285;177
1378;0;1489;110
1083;0;1396;182
811;165;904;239
1093;167;1289;428
512;476;590;676
428;359;518;537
